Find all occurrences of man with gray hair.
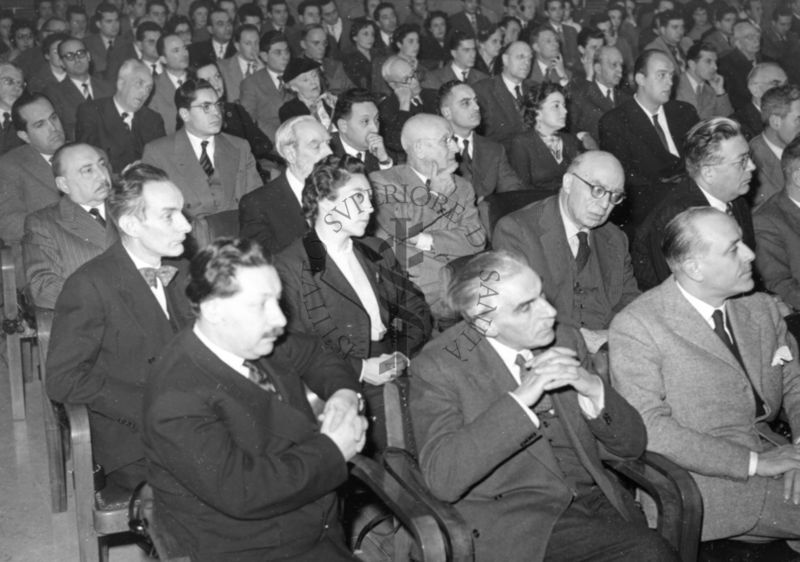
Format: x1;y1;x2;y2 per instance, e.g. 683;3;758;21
411;250;677;561
733;62;788;140
239;115;332;255
612;206;800;547
718;21;763;111
370;113;486;319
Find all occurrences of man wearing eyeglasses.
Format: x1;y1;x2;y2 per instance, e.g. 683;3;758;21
142;78;260;229
632;117;756;291
493;150;639;355
45;37;114;141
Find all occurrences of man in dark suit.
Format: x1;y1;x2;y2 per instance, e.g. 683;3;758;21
320;0;354;56
218;24;264;104
0;63;26;156
84;2;123;80
143;238;366;561
262;0;293;35
410;250;678;562
27;32;68;94
421;32;489;89
0;93;66;245
188;7;236;68
718;21;763;112
674;42;733;121
632;117;756;291
474;41;533;149
331;88;393;173
76;59;166;173
240;30;292;142
440;81;521;198
23;143;117;309
448;0;491;39
733;62;788;141
46;162;194;492
147;33;190;135
529;26;571;86
761;7;797;63
599;50;699;232
240;116;332;255
46;37;115;141
373;3;398;56
569;46;630;140
542;0;580;72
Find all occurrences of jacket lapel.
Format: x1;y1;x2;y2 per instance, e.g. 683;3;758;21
175;129;213;211
23;145;59;189
593;226;621;301
538;198;574;310
56;197;107;249
214;133;238;194
726;299;765;399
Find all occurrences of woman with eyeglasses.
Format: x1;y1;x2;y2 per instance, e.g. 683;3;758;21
343;17;379;92
475;24;503;75
509;82;583;192
278;58;337;130
274;154;432;453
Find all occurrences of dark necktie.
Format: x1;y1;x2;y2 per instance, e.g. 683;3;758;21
107;39;114;52
81;82;92;100
515;353;553;413
355;151;363;161
199;140;214;177
277;75;285;95
151;63;158;76
88;207;106;228
245;62;254;77
243;360;283;399
514;85;523;114
121;112;131;131
605;88;613;104
651;113;670;152
711;310;765;417
139;265;178;288
461;138;472;164
1;112;10;130
462;70;468;82
546;66;560;84
575;231;590;272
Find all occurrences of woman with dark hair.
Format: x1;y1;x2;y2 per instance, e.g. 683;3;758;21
165;14;193;45
188;0;211;43
686;2;712;42
499;15;521;46
418;10;448;69
475;24;503;75
274;154;432;453
372;22;427;95
343;17;379;91
509;82;582;191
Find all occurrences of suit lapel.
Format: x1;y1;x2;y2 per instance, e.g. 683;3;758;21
593;226;621;301
628;101;673;159
214;133;237;194
56;197;107;249
587;82;613;112
726;299;765;396
23;145;58;189
493;76;520;124
538;198;574;310
175;129;213;209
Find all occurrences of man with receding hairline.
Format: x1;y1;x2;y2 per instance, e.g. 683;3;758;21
733;62;788;140
718;21;763;111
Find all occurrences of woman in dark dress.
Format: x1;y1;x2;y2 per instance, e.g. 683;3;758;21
474;24;504;75
343;17;379;91
418;10;448;70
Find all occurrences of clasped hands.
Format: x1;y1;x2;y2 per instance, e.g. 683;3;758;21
320;389;368;461
511;347;603;409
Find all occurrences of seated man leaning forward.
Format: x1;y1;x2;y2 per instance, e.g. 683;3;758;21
410;250;679;562
143;237;367;562
611;207;800;547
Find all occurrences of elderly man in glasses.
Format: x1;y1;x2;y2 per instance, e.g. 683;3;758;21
142;77;260;230
493;150;639;356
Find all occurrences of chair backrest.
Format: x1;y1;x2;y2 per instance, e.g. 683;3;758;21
479;189;557;242
190;210;241;249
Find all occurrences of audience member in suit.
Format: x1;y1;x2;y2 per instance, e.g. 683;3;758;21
146;34;189;136
143;238;366;561
133;21;165;77
0;63;25;156
46;163;194;492
240;117;333;254
27;32;67;94
278;58;337;126
321;0;354;55
23;143;117;309
218;24;263;104
0;93;66;244
286;0;321;55
275;155;432;452
262;0;293;35
793;0;800;36
542;0;581;72
675;42;733;121
76;60;166;173
405;0;429;27
474;41;532;150
599;50;699;232
644;10;688;74
142;79;261;222
733;62;787;141
188;7;236;68
377;55;439;159
569;46;630;140
419;11;450;69
448;0;492;39
343;18;380;90
46;38;115;141
754;137;800;311
510;83;582;192
701;7;737;58
421;32;488;89
411;251;679;562
234;3;263;33
84;3;123;80
528;27;572;87
762;7;797;63
330;88;394;173
718;21;763;112
301;25;355;95
440;81;521;199
749;85;800;208
66;6;89;40
612;206;800;546
494;150;639;355
632;118;756;290
373;3;399;57
569;27;605;85
240;30;292;142
370;114;486;318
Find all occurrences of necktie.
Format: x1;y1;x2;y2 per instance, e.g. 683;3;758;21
151;63;158;76
711;309;765;417
199;140;214;177
245;62;254;77
121;112;131;131
461;138;472;164
277;75;285;94
355;151;363;161
88;207;106;228
1;112;9;129
243;360;283;399
575;231;590;272
81;82;92;100
605;88;613;103
651;113;670;152
139;265;178;288
462;70;468;82
515;353;553;413
546;66;560;84
107;39;114;52
514;85;523;114
725;202;734;216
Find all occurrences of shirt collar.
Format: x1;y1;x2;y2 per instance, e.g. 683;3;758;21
185;129;215;153
78;203;105;218
165;70;187;89
122;242;160;268
501;74;522;95
675;279;726;329
339;135;366;157
696;184;728;212
633;93;663;119
286;169;306;203
536;58;549;75
451;61;468;75
558;193;586;242
762;133;784;161
455;131;474;153
113;97;132;120
685;71;700;92
193;323;251;379
411;166;429;187
595;80;611;97
70;76;91;92
486;336;530;383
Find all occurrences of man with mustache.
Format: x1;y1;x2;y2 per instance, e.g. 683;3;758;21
46;162;194;491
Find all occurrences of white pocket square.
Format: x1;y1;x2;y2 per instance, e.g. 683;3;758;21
772;346;793;367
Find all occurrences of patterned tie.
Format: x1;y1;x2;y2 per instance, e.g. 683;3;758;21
88;207;106;228
243;360;283;399
515;353;553;413
575;231;590;272
199;140;214;177
277;75;285;95
651;113;670;152
139;265;178;288
81;82;92;100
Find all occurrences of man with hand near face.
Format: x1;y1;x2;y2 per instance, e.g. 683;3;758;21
330;88;392;173
676;42;733;120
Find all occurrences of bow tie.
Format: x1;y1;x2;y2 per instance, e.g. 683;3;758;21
139;265;178;288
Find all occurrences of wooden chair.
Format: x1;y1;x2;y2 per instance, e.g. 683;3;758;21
478;189;557;243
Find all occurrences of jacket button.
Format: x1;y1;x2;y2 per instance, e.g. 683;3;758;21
472;529;480;538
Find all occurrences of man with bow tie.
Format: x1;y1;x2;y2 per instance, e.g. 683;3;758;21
46;162;194;492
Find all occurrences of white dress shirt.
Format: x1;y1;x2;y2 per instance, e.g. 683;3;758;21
123;245;169;317
71;77;94;99
186;130;216;164
194;323;251;380
634;95;680;157
286;169;305;204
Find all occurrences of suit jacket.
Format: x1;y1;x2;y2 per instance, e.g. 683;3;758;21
84;33;115;78
330;132;382;174
218;54;254;104
147;71;183;135
188;38;237;69
732;101;763;141
75;96;166;173
700;29;734;57
644;36;686;73
102;39;138;83
543;22;581;72
45;241;193;472
0;119;22;158
631;177;755;290
761;27;795;62
754;190;800;310
27;64;63;94
493;195;640;330
448;11;492;39
420;64;489;90
240;68;292;141
749;134;784;209
22;197;117;309
474;75;530;149
675;72;733;120
13;46;47;82
610;278;800;540
0;144;61;243
142;129;261;219
458;133;521;199
46;75;115;140
509;130;581;191
342;50;376;91
239;171;307;256
411;321;647;561
377;89;439;160
370;164;486;314
222;101;275;161
274;230;432;373
718;48;759;112
568;80;630;139
143;329;359;561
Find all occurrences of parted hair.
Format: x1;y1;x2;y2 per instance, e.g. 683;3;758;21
302;154;366;222
107;162;170;227
683;116;741;177
662;206;719;271
446;250;527;321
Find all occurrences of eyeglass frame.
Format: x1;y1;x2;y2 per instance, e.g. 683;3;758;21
570;172;626;205
0;77;26;88
189;100;225;114
60;49;90;62
705;152;753;172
